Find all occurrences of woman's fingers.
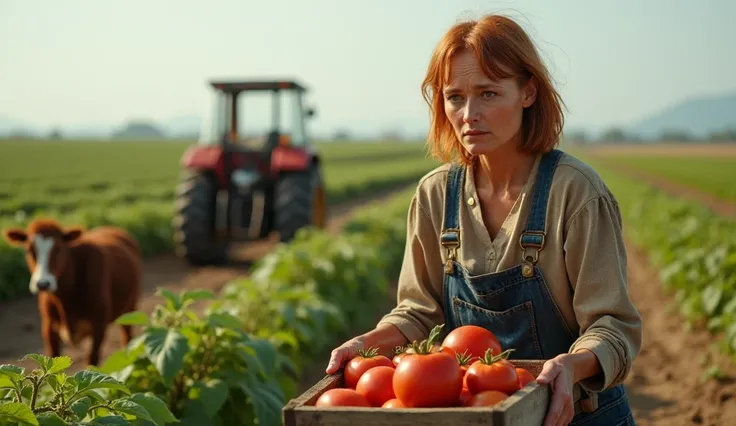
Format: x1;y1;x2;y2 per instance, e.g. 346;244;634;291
325;347;350;374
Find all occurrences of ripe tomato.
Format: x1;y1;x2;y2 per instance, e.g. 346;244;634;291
465;348;519;395
315;388;371;407
441;325;501;362
344;347;394;389
355;366;396;407
454;350;473;386
392;345;408;367
464;390;509;407
392;324;463;408
516;367;535;389
458;387;472;406
382;398;405;408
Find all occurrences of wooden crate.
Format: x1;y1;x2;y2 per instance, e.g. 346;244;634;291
283;359;582;426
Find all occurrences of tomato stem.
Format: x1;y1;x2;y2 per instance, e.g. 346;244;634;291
356;346;380;358
479;347;515;364
409;323;445;355
455;349;473;366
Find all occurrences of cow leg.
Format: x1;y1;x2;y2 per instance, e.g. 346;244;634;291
41;318;61;357
87;324;107;366
120;324;133;347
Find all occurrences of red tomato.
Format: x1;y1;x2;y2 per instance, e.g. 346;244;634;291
441;325;502;362
391;345;408;367
464;390;509;407
355;366;396;407
315;388;371;407
344;347;394;389
392;324;463;408
465;348;519;395
382;398;405;408
516;368;536;389
458;387;472;406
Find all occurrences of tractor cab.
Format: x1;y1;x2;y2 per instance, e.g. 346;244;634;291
198;80;315;153
174;79;325;266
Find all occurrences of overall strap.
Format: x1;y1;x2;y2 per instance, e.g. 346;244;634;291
441;163;465;274
520;149;564;277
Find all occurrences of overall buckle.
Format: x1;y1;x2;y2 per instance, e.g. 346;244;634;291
519;231;545;277
441;228;460;274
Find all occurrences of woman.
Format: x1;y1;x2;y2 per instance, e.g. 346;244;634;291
326;13;642;426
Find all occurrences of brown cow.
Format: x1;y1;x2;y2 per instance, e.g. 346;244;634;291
3;218;142;366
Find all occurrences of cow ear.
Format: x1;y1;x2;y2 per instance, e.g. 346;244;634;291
63;227;84;242
3;228;28;246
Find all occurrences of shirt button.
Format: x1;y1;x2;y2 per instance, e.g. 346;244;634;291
467;197;475;206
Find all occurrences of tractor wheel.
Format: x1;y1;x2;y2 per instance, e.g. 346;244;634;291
274;164;327;243
172;172;229;265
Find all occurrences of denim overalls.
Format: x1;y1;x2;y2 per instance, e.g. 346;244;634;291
440;149;635;425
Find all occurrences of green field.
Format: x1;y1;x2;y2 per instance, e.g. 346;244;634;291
592;154;736;203
0;138;438;301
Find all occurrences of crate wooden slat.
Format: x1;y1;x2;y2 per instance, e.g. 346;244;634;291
283;360;582;426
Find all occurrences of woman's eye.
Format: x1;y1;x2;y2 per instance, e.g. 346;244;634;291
482;91;497;98
447;94;462;102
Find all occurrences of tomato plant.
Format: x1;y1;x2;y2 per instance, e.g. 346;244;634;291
355;366;396;407
392;324;463;408
344;347;394;388
0;353;175;425
465;348;519;395
441;325;502;362
516;367;536;389
315;388;371;407
464;390;509;407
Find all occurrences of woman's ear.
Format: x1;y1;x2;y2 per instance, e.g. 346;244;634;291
521;76;538;108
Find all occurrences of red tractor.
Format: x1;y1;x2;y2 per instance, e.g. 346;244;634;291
173;79;326;265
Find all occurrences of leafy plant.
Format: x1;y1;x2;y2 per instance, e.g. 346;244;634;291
585;157;736;362
97;289;289;426
0;353;175;425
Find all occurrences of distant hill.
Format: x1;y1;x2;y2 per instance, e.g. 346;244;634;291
626;92;736;139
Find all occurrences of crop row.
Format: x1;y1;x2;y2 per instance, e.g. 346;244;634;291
594;154;736;203
0;186;416;425
587;157;736;360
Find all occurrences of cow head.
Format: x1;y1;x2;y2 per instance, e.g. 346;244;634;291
2;219;84;294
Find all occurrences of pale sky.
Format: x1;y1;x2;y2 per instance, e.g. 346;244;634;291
1;0;733;137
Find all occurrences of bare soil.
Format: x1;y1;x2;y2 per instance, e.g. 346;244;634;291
0;186;409;373
623;240;736;426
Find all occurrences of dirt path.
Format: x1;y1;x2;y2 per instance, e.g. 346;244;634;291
623;240;736;425
0;185;411;372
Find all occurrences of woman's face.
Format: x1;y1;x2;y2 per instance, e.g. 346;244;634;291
443;50;536;157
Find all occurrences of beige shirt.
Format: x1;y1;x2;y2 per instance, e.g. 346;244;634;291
377;151;642;393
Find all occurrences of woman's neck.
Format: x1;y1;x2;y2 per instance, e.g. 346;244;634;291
474;142;536;196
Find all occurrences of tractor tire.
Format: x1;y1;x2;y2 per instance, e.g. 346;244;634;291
172;172;229;266
274;164;326;243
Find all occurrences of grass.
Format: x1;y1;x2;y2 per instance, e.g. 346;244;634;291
585;153;736;204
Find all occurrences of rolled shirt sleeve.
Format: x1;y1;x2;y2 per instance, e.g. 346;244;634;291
564;194;643;392
376;194;445;344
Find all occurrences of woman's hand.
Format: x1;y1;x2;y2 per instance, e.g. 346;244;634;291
536;349;602;426
325;336;366;375
536;355;576;426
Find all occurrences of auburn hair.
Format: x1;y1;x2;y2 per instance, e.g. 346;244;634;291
421;14;565;165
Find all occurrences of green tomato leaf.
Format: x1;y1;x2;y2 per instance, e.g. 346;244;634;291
143;328;189;385
71;396;92;419
0;402;39;425
127;393;177;426
88;415;132;425
73;370;130;398
116;312;150;326
188;379;228;419
36;412;67;426
109;398;154;422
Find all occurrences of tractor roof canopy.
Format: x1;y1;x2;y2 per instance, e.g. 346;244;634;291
209;80;308;93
